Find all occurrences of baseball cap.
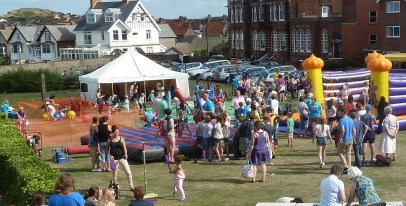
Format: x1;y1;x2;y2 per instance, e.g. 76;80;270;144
246;98;252;103
365;104;372;110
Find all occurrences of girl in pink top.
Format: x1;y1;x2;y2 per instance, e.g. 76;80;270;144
170;155;186;201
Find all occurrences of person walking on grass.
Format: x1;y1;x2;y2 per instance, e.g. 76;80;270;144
169;155;186;201
202;115;213;161
350;111;367;169
213;115;225;162
360;104;377;165
286;112;294;147
247;121;271;183
336;105;355;173
312;117;332;168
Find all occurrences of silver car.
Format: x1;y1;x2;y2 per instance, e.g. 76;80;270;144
212;65;244;83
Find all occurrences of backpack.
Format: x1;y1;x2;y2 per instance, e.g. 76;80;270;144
375;154;391;167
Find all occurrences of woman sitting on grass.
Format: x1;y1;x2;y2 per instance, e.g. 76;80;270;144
47;174;85;206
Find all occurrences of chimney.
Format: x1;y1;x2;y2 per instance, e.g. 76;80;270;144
123;0;130;4
90;0;101;8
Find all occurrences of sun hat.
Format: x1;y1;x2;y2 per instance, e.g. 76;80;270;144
365;104;372;110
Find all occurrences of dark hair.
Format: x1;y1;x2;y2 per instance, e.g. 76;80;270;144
330;164;343;176
133;186;145;200
30;190;46;206
84;186;100;199
99;116;107;125
254;120;264;131
299;96;305;102
164;108;172;115
349;111;357;120
111;125;118;133
291;197;304;203
238;102;243;107
337;105;347;115
92;116;99;124
49;94;56;99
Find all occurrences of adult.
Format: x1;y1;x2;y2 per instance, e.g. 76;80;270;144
337;105;355;172
270;94;279;116
309;97;322;128
360;104;377;164
378;106;399;161
345;167;381;206
231;90;246;118
297;73;307;99
162;108;176;163
305;93;313;109
247;120;271;182
297;96;309;138
356;102;366;120
287;74;296;99
376;96;389;134
128;186;154;206
277;74;286;101
98;116;111;172
96;89;105;114
201;92;214;115
84;186;102;206
350;111;367;169
319;165;346;206
107;125;134;191
157;98;168;120
152;91;161;114
89;116;101;172
131;82;140;111
312;117;331;168
47;174;85;206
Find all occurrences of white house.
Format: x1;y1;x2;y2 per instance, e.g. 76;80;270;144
69;0;165;59
8;26;41;64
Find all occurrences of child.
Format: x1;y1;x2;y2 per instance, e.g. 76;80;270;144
340;85;350;103
222;111;231;161
123;96;130;113
148;90;155;102
236;102;246;117
286;112;294;147
194;114;205;163
214;100;224;114
213;115;224;162
362;81;369;106
177;102;192;138
202;115;213;161
170;155;186;201
107;104;112;119
138;93;146;113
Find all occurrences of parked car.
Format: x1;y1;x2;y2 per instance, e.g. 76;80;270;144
239;67;268;85
199;67;218;81
208;54;224;62
175;62;202;73
259;61;280;69
264;65;298;84
188;60;230;79
212;65;245;83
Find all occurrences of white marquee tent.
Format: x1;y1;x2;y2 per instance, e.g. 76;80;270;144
79;50;190;103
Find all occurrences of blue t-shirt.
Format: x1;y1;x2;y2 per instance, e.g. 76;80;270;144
203;99;214;112
194;84;200;93
309;102;322;119
353;119;365;144
236;107;246;117
1;103;9;116
338;116;354;142
244;105;251;117
305;98;312;108
233;77;240;89
47;192;85;206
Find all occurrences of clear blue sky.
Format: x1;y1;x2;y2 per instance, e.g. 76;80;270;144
0;0;227;19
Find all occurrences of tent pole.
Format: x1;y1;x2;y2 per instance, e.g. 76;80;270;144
111;83;114;96
125;83;128;97
143;81;146;96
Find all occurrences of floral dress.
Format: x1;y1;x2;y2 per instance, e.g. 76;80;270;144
354;176;381;206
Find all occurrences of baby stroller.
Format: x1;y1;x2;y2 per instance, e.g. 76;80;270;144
25;131;42;157
143;111;158;127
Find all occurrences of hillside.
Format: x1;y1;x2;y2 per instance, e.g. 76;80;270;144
0;8;60;22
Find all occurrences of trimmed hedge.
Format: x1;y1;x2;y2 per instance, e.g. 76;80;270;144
0;118;60;205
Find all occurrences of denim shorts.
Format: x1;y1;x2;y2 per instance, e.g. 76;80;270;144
202;137;213;150
316;136;328;146
299;116;309;130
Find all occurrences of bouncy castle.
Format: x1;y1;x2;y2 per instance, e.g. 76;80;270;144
303;52;406;130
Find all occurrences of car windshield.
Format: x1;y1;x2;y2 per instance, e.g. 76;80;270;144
242;69;264;76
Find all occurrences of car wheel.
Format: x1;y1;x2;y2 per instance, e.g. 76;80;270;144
225;77;231;84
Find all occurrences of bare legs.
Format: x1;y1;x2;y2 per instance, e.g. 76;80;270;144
252;162;267;182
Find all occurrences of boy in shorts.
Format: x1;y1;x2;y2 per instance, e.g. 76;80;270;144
286;112;294;147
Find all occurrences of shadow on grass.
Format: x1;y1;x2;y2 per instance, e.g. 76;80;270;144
187;177;248;184
273;166;328;175
58;167;94;173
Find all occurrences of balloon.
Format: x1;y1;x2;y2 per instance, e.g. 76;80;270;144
42;113;51;120
54;113;62;119
82;114;92;123
67;111;76;119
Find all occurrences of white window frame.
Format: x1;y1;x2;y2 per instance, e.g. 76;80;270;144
146;30;151;40
239;7;243;22
146;47;153;53
299;31;304;52
273;5;277;21
279;4;285;21
386;26;400;38
42;44;54;54
84;32;92;45
231;8;235;23
280;32;285;50
386;1;400;13
12;44;21;53
292;30;297;52
122;30;128;41
16;33;20;41
113;30;119;41
272;31;278;51
86;13;95;23
369;34;377;45
101;31;105;41
231;31;235;49
252;7;257;22
270;4;274;22
240;31;244;49
105;12;114;22
322;6;329;18
306;30;312;52
369;11;377;23
322;30;328;53
45;32;51;41
259;5;264;22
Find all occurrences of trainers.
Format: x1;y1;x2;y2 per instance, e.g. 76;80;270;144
319;163;323;168
92;168;102;172
179;197;185;201
172;191;177;197
224;158;229;161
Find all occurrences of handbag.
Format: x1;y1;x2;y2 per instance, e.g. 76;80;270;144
241;159;255;178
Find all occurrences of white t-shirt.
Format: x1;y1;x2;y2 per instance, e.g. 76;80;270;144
326;105;337;118
47;104;56;116
315;124;330;137
357;110;366;120
213;122;223;140
271;99;279;115
231;96;245;110
319;175;345;206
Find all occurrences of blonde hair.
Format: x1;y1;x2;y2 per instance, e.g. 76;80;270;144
100;188;115;206
54;174;75;195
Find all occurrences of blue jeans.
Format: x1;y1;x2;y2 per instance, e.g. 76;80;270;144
353;143;362;169
99;142;109;165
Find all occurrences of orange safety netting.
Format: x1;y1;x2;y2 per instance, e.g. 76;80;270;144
18;98;144;146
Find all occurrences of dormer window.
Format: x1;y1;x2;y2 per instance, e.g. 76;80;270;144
45;32;51;41
87;13;95;23
105;13;114;22
16;33;21;41
86;9;102;24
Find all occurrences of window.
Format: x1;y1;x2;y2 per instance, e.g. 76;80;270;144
146;30;151;40
122;30;128;40
322;6;329;18
259;5;264;22
280;32;285;50
131;13;137;21
252;7;257;22
123;48;128;52
270;4;274;21
231;8;234;23
292;30;297;52
386;1;400;13
101;32;105;41
113;30;119;40
386;26;400;37
28;47;32;54
86;13;95;23
12;44;21;53
239;7;243;22
146;47;153;53
42;44;54;53
369;11;377;23
279;4;285;21
0;46;5;55
322;30;328;53
369;34;377;45
272;31;278;51
305;30;312;52
140;15;145;22
273;5;277;21
299;31;304;51
45;32;51;41
239;31;244;49
231;31;235;49
84;32;92;44
16;33;20;41
105;13;114;22
252;31;258;50
260;32;265;50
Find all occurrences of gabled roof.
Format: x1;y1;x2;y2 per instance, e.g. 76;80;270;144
74;0;160;32
158;23;176;38
39;25;76;41
167;46;192;55
0;30;12;41
8;26;42;42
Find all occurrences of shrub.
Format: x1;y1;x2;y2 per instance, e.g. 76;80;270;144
0;69;65;92
0;118;60;205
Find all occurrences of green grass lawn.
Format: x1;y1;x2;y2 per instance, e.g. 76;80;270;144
3;81;406;205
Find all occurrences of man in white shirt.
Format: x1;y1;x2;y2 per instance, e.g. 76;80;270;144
152;91;161;113
231;90;245;117
319;165;346;206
